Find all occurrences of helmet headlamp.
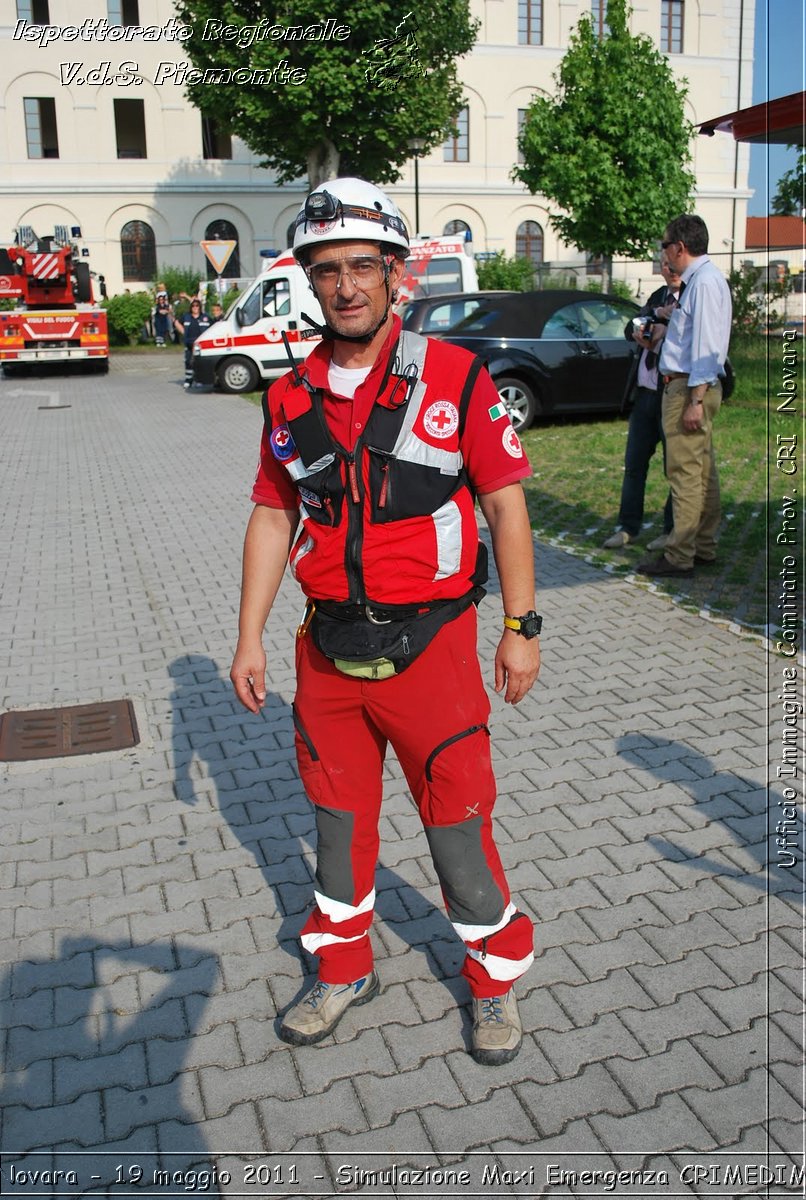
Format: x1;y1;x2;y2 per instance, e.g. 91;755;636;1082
304;190;341;223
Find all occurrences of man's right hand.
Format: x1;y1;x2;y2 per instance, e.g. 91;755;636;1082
230;640;267;712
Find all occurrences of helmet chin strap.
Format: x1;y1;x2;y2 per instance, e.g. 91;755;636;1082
301;309;391;344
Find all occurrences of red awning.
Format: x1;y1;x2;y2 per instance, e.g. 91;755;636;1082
698;90;805;145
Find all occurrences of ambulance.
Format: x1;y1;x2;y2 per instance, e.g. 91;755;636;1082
191;235;479;393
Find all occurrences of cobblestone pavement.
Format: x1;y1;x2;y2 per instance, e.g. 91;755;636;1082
0;355;802;1198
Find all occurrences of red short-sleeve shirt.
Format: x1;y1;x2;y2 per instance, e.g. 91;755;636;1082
251;320;531;507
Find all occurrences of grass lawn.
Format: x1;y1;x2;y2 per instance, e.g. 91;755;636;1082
519;336;771;634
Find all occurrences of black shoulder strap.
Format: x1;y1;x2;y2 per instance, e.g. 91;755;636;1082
458;355;486;438
286;388;339;468
262;382;338;469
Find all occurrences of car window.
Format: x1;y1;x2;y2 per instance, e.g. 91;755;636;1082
263;279;291;318
542;304;585;339
448;304;512;334
237;285;262;327
419;299;489;332
574;298;636;339
416;257;465;296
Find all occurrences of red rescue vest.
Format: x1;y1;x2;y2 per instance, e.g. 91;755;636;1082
263;331;486;605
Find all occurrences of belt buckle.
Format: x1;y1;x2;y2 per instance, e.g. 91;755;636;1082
365;604;392;625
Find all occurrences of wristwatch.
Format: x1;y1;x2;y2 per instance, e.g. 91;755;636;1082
503;610;543;639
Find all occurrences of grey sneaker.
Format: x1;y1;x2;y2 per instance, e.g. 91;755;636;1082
279;972;379;1046
646;533;670;551
471;989;523;1065
603;529;633;549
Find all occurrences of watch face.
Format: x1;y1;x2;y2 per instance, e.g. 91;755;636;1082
522;615;541;638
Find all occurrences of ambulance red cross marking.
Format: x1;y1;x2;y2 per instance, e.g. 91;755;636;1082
432;408;452;430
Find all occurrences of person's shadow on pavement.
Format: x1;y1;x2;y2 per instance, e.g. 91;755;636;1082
168;654;461;990
616;734;804;904
0;936;220;1192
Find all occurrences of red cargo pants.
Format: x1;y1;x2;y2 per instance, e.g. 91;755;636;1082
291;605;534;998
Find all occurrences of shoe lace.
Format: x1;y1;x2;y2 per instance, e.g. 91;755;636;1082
304;981;331;1010
479;996;505;1024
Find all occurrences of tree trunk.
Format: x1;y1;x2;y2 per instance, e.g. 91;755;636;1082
601;255;613;294
307;140;340;189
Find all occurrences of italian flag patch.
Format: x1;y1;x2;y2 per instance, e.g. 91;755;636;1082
488;401;507;421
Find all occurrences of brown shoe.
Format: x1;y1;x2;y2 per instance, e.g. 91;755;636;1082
279;972;380;1045
471;989;523;1066
636;554;693;578
694;555;717;566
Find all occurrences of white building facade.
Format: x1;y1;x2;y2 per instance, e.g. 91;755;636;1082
0;0;756;300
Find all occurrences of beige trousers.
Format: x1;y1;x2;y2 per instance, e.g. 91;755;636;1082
661;377;722;568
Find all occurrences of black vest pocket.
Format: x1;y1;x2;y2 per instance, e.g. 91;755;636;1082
296;460;345;527
367;450;464;523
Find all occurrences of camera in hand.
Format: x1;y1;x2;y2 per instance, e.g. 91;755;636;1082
632;315;656;338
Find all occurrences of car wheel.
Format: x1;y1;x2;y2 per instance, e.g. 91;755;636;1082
495;376;537;432
219;356;259;393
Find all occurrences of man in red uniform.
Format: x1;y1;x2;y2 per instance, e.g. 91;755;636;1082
230;178;541;1065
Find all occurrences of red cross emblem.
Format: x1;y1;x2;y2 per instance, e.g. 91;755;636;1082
423;400;459;440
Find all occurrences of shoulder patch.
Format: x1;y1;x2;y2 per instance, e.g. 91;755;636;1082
270;424;297;462
502;426;524;458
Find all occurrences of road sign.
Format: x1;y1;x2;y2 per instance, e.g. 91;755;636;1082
200;240;236;275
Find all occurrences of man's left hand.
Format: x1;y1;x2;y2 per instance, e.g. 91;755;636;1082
494;633;540;704
683;397;705;431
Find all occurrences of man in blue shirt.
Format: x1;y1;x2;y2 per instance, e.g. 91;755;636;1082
637;214;732;578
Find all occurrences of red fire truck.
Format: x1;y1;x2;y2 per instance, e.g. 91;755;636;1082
0;225;108;374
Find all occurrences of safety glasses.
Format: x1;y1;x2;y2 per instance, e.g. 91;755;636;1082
306;255;391;293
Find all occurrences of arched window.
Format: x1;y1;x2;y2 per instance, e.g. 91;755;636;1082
121;220;156;282
443;219;472;241
516;220;544;264
204;219;240;279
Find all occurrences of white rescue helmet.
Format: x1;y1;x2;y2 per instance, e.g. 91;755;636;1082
292;177;409;261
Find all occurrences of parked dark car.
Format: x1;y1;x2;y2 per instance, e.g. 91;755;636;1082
401;290;641;431
400;291;517;333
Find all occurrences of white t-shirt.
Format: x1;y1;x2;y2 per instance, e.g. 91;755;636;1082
328;362;372;399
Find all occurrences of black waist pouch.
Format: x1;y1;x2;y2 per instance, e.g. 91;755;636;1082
309;588;483;680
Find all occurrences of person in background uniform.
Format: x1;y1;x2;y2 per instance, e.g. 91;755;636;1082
602;255;680;550
637;214;732;578
230;178;541;1066
174;298;211;388
153;283;173;348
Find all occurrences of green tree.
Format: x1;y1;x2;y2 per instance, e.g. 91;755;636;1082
726;266;763;338
174;2;477;187
476;252;535;291
772;148;805;216
513;0;694;290
104;292;153;345
155;265;205;303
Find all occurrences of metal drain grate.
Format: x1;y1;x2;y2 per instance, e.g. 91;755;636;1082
0;700;139;762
